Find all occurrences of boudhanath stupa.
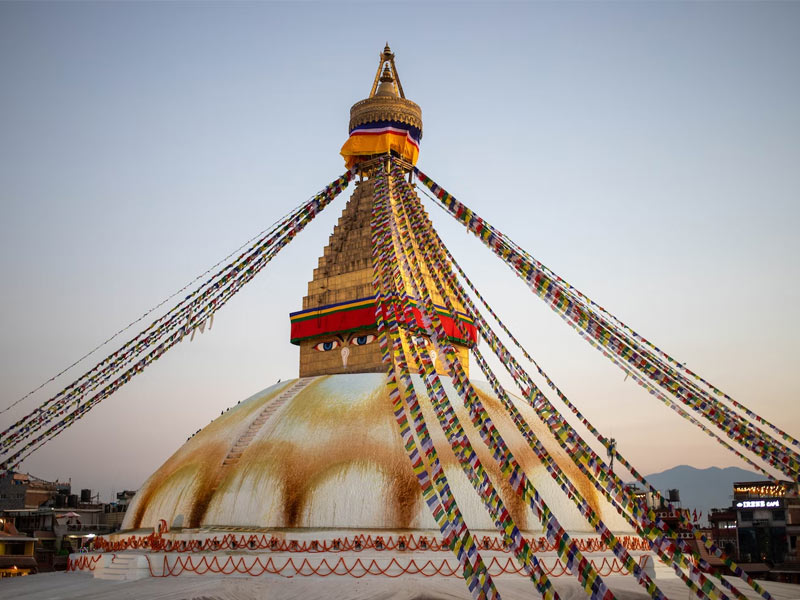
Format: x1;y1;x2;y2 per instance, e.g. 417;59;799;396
121;49;630;538
5;46;799;600
113;43;641;587
73;45;647;598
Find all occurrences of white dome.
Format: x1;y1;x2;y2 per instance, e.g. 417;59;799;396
123;374;632;534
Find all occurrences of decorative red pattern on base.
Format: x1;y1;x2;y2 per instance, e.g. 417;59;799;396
68;552;649;579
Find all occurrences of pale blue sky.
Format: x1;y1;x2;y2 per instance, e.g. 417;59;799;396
1;2;798;500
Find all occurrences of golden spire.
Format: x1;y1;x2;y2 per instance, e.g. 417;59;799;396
348;44;422;146
369;43;405;99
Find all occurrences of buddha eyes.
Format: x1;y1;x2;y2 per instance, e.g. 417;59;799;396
351;334;375;346
313;340;340;352
312;334;375;352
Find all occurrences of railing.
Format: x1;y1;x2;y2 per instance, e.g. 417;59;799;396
64;523;114;533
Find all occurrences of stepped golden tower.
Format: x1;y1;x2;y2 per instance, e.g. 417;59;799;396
290;45;474;377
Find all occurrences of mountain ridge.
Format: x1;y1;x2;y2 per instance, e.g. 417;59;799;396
637;465;760;522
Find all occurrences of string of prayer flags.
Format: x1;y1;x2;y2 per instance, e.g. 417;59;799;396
384;166;615;600
404;165;760;600
370;170;501;600
0;171;353;472
394;174;668;600
413;167;799;480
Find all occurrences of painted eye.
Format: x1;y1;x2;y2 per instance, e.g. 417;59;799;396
313;340;340;352
351;334;376;346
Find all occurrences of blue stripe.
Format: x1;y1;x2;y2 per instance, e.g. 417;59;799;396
349;119;421;141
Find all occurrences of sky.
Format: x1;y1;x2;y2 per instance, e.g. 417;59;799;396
0;2;798;502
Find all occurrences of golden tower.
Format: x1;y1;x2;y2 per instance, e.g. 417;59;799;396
290;45;474;377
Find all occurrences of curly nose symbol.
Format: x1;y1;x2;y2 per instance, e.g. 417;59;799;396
341;346;350;368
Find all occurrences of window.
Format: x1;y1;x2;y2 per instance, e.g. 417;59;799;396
5;542;26;555
772;510;785;521
740;510;754;521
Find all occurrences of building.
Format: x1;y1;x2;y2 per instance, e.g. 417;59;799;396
102;490;137;532
733;481;796;565
0;471;69;511
0;474;132;572
705;480;800;582
730;480;800;582
708;507;738;558
0;518;37;577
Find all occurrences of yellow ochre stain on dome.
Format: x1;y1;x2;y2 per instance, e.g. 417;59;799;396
474;385;602;517
129;382;291;529
127;375;625;533
131;439;229;529
194;377;419;528
232;436;418;528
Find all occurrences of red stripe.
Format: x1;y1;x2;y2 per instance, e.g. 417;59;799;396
290;304;477;345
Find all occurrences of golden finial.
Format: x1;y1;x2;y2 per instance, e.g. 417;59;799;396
375;65;397;97
369;42;404;99
352;44;420;132
345;45;422;166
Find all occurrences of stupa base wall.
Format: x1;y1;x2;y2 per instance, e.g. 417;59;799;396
19;565;800;600
69;528;659;582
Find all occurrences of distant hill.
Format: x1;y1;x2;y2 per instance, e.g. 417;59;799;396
640;465;760;523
